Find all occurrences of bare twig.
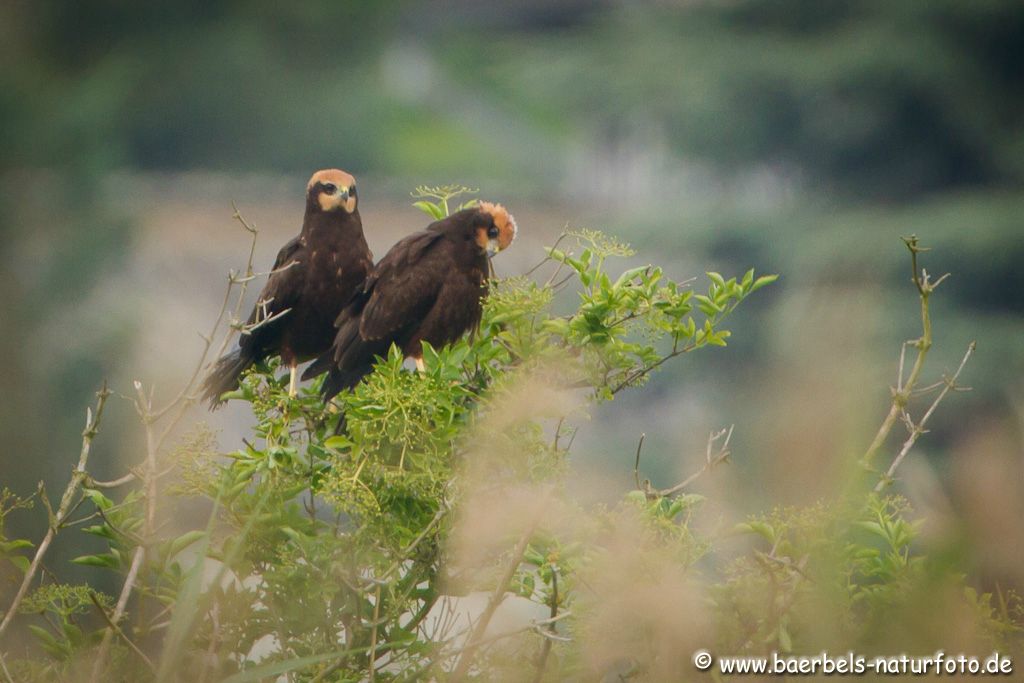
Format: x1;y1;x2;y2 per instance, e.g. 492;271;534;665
378;507;448;584
197;601;221;683
532;566;559;683
90;590;156;674
444;611;573;664
149;202;262;421
90;206;267;677
633;433;646;490
639;426;733;500
90;545;145;681
368;585;382;682
0;383;110;641
450;490;551;681
524;230;569;278
0;650;15;683
87;471;138;489
242;305;292;334
861;236;949;471
875;342;975;492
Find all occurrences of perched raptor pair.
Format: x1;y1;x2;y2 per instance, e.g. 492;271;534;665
200;169;517;408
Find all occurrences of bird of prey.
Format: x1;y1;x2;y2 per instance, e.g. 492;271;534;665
201;169;373;408
304;202;517;400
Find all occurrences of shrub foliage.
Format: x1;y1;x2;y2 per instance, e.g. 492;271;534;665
0;190;1018;682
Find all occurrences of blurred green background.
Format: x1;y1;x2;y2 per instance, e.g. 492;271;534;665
2;1;1022;589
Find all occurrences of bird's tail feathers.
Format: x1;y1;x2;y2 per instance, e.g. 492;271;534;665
200;349;253;409
301;352;334;382
321;364;373;401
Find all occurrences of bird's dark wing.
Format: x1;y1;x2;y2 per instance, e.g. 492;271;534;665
409;271;488;349
239;236;305;356
357;230;445;342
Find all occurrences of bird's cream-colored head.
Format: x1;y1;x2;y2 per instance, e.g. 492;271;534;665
474;202;518;256
307;169;357;213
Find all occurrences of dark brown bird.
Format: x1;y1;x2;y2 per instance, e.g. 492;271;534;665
201;169;373;408
304;202;517;400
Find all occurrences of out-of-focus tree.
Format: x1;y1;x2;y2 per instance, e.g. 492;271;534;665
445;0;1024;200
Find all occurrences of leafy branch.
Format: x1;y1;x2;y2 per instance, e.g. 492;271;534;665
0;383;110;641
411;184;480;219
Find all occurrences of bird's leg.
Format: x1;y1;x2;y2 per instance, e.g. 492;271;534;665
414;356;425;373
288;363;298;397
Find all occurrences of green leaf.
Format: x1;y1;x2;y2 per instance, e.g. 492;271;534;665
750;274;779;293
219;389;245;402
62;622;84;648
614;265;650;289
323;435;351;450
545;247;567;262
0;539;34;552
854;520;888;540
736;520;775;543
524;548;546;566
694;295;722;316
82;524;116;540
71;553;119;569
412;201;444;220
168;530;207;558
516;572;536;597
742;268;755;289
83;489;114;511
28;625;65;659
420;340;440;368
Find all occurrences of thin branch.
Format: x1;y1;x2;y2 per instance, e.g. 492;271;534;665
87;471;138;489
197;601;221;683
90;590;156;674
640;426;733;500
524;230;569;278
0;383;110;641
90;545;146;682
861;235;949;471
91;377;165;680
378;507;448;584
0;651;15;683
633;433;646;490
552;417;565;452
241;305;292;335
450;491;551;681
439;611;573;668
608;280;741;396
875;342;975;492
532;566;559;683
151;201;262;420
368;585;382;683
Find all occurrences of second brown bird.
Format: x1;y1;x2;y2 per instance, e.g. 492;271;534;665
304;202;517;400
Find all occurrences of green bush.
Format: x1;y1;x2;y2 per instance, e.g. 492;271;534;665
0;191;1017;682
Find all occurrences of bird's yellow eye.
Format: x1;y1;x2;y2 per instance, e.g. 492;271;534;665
323;183;337;194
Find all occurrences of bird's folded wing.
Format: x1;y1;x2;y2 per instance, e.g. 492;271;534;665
240;236;305;351
357;231;444;341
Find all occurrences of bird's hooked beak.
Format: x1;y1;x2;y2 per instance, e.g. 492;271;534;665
340;187;357;213
486;239;501;257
